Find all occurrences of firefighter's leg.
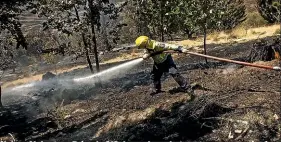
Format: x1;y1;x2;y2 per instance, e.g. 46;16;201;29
169;67;190;89
150;64;163;95
166;55;192;92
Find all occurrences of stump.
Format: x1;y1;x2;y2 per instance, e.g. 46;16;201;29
248;37;281;62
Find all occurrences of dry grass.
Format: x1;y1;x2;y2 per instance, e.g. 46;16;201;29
47;100;70;128
242;110;277;126
207;31;221;41
229;27;248;39
179;24;280;47
242;12;268;28
274;28;280;35
103;52;142;64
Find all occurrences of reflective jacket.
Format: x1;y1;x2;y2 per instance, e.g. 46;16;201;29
145;40;181;64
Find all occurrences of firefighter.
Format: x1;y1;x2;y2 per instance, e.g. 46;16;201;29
135;36;193;96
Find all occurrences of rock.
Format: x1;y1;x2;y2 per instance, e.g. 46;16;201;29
64;115;71;119
164;133;179;140
42;72;56;81
228;131;234;139
273;114;279;120
99;52;104;55
235;130;243;134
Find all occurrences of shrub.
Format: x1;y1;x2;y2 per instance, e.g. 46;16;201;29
257;0;280;23
242;12;268;28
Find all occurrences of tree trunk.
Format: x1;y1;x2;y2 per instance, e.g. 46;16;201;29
184;28;193;39
101;13;111;51
82;35;94;73
160;1;164;42
88;0;100;72
74;6;94;73
203;28;208;63
0;84;3;108
90;22;100;73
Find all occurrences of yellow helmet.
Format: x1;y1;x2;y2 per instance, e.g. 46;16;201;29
135;36;149;49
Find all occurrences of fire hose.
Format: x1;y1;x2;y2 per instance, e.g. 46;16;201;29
149;50;281;71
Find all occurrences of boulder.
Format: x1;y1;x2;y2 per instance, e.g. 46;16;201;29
42;72;56;81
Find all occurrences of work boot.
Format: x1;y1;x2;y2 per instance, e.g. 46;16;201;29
150;89;164;96
169;85;194;95
169;86;193;93
169;86;195;100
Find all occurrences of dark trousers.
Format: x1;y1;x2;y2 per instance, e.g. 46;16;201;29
150;54;189;91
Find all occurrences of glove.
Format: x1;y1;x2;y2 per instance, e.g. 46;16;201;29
142;53;150;60
177;46;188;53
181;48;188;53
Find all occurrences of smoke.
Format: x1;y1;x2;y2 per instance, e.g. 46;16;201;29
2;58;144;108
222;64;238;74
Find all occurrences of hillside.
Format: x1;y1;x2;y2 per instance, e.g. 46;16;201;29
0;1;280;141
0;34;280;141
244;0;258;12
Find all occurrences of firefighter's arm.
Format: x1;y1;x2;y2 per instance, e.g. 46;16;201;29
142;50;150;60
142;49;163;59
155;42;187;53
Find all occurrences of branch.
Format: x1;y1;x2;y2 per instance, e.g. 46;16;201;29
8;133;16;142
235;125;250;140
202;117;249;125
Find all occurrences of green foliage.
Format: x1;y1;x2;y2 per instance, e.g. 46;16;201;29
31;0;127;50
257;0;280;23
0;0;31;49
42;53;57;64
0;33;17;70
131;0;181;41
131;0;246;40
29;0;125;72
99;1;128;50
172;0;246;35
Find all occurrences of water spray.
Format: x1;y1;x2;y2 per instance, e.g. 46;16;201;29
73;58;144;82
11;82;36;91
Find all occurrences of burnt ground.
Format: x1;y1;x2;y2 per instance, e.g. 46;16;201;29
0;36;280;142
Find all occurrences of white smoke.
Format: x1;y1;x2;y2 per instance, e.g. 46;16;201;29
222;64;238;75
1;58;144;105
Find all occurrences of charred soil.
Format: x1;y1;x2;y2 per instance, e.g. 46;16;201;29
0;36;280;141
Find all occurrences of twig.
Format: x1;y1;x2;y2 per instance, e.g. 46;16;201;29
235;125;250;140
8;133;16;142
60;99;64;107
201;122;214;129
202;117;249;125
